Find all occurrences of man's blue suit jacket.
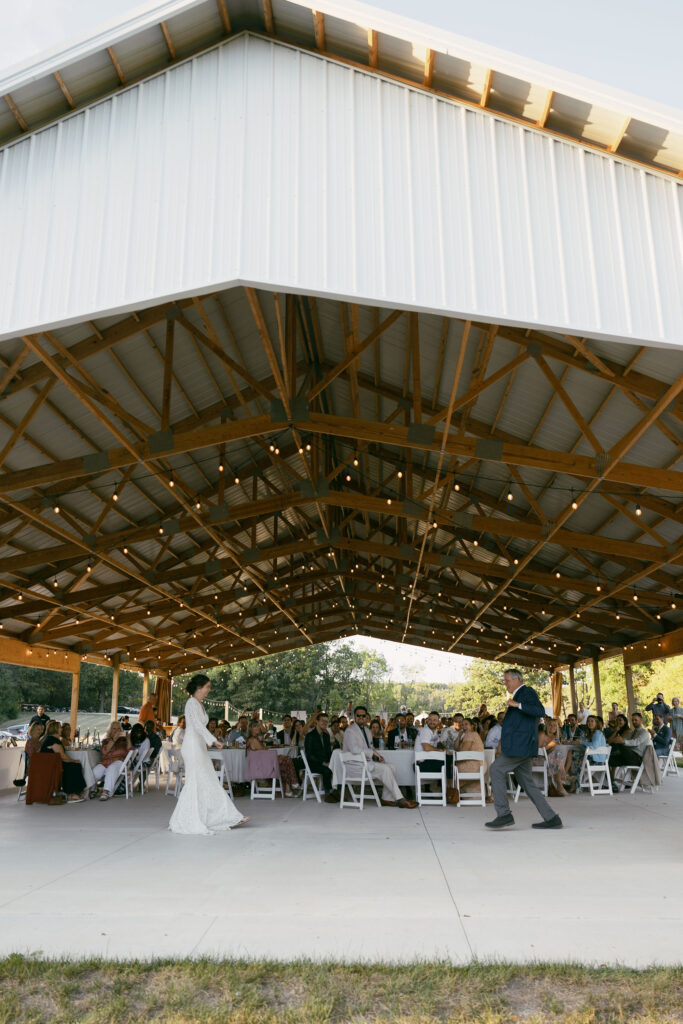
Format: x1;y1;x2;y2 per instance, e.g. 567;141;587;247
500;685;546;758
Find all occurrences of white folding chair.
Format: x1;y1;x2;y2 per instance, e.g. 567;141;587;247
15;752;26;802
209;750;234;799
615;761;645;794
248;750;283;800
415;752;447;806
339;752;381;810
454;750;486;806
140;747;162;792
300;748;322;803
658;738;679;778
118;748;138;799
578;746;612;796
511;748;548;803
164;748;185;796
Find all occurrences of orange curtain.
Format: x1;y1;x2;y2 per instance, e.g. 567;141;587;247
551;671;563;719
154;677;171;724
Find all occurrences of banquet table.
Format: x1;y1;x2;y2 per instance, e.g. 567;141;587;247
68;748;101;789
162;743;295;784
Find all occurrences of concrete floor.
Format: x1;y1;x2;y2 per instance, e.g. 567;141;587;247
1;777;681;965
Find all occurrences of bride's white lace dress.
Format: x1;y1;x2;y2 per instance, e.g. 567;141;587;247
169;697;243;835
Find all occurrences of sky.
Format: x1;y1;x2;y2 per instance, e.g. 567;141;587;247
0;0;681;110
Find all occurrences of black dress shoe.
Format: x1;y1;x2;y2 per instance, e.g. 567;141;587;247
485;813;515;829
324;793;340;803
532;814;563;829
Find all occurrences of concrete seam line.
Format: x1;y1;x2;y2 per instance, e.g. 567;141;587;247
418;807;474;960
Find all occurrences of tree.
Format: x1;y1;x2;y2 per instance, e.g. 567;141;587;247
450;661;552;717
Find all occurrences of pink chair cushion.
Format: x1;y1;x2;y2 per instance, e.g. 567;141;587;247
244;749;281;781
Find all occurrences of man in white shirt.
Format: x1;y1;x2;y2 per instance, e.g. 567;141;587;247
343;706;417;808
577;700;591;725
416;711;457;802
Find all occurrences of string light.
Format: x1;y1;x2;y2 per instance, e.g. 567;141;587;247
113;488;119;502
506;486;513;502
53;503;60;514
635;503;642;517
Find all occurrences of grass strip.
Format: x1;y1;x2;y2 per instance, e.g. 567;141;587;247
0;956;681;1024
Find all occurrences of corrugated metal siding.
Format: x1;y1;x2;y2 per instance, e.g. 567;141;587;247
0;33;681;346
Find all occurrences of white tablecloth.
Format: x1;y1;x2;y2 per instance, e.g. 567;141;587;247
330;747;496;787
68;749;101;788
162;743;295;784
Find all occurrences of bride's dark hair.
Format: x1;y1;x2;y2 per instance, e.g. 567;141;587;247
186;673;210;696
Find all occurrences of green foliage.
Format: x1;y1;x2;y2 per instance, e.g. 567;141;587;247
0;661;147;719
452;660;552;717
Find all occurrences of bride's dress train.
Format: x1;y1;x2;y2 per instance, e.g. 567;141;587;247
169;696;244;835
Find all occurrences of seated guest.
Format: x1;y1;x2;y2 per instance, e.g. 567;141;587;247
119;715;132;732
60;723;72;748
496;710;505;725
338;715;349;729
542;717;572;797
582;715;608;764
607;701;622;724
291;719;306;750
405;712;418;743
276;714;295;745
416;711;456;803
246;722;300;796
482;715;502;750
328;717;344;749
207;718;218;737
370;719;385;750
608;712;650;781
456;718;488;797
144;720;162;763
562;713;579;741
228;716;248;745
40;720;87;802
441;713;465;750
651;714;672;757
129;722;151;768
477;703;489;722
24;722;45;770
93;722;130;801
304;712;339;802
387;712;412;749
343;706;417;808
170;715;186;745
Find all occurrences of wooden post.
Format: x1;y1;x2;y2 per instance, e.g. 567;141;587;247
592;656;603;718
110;655;121;722
623;655;636;717
142;668;150;704
69;665;80;740
568;664;578;715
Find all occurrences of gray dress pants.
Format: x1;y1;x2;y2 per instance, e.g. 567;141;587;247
490;753;555;820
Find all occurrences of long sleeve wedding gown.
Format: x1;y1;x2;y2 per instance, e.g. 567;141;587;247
169;697;244;835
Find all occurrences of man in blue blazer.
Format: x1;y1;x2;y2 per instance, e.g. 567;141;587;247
486;668;562;830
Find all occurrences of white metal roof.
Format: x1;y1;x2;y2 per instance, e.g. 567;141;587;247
0;28;681;351
1;0;682;168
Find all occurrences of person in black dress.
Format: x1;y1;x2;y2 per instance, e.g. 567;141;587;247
40;720;87;802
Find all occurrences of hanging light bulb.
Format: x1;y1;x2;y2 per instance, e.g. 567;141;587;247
113;488;119;502
571;492;578;510
169;477;175;488
234;477;240;485
53;503;60;514
635;503;642;517
506;486;513;502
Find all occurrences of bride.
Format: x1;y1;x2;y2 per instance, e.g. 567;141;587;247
169;674;248;835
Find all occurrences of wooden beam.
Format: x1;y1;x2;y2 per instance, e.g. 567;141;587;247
312;10;325;50
367;29;378;67
243;288;289;416
423;48;435;87
70;667;80;738
608;116;630;153
160;21;177;60
262;0;274;34
161;315;175;431
0;378;55;469
110;655;121;722
592;655;602;719
480;67;493;107
568;663;578;715
106;46;126;85
0;634;81;674
623;624;683;667
216;0;231;34
53;71;75;109
142;668;150;704
536;89;554;128
308;310;402;400
3;93;28;131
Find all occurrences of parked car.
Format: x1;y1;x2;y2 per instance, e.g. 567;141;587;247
7;724;29;740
